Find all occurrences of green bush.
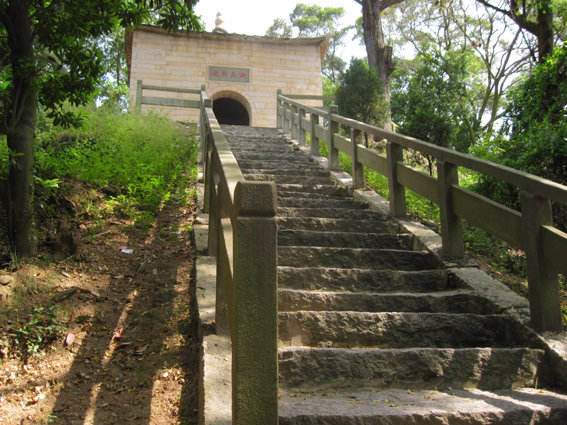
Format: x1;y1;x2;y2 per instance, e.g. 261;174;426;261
32;106;198;219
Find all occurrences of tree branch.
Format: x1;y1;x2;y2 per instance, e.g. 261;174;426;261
379;0;405;11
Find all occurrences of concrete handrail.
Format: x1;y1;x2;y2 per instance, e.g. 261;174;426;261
201;93;278;424
134;80;205;112
277;92;567;332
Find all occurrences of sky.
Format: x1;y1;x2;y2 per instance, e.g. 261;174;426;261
193;0;367;61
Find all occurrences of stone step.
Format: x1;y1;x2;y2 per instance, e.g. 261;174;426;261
233;151;310;161
278;190;353;201
278;311;537;348
277;183;351;197
278;196;368;209
278;388;567;424
245;173;334;185
278;347;543;391
278;207;382;220
278;289;500;314
227;143;293;153
237;160;319;170
243;168;331;177
278;246;441;270
228;143;294;152
278;229;412;249
277;267;452;293
277;217;400;233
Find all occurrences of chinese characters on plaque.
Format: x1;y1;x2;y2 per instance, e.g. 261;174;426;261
208;66;250;83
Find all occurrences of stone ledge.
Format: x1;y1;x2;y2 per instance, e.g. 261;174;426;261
196;176;232;424
279;388;567;424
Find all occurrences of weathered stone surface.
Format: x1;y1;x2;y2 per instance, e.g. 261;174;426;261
278;289;500;314
244;168;331;177
233;151;314;161
278;206;382;220
245;174;333;185
279;388;567;425
277;183;351;197
277;267;451;292
278;311;538;348
278;230;412;249
277;217;400;234
278;347;543;390
237;159;316;170
278;246;441;270
278;197;368;210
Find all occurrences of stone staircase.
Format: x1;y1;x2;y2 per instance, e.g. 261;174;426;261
220;125;567;424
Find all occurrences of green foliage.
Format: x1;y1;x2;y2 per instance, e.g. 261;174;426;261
266;3;350;82
336;59;388;130
30;107;198;223
289;4;344;36
6;305;66;364
392;49;481;154
471;43;567;230
266;18;292;37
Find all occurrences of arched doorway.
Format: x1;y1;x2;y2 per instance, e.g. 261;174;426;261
213;97;250;126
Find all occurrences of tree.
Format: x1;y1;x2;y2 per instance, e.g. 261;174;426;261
266;3;351;84
266;18;292;38
0;0;202;257
353;0;405;130
335;58;388;145
384;0;533;135
392;49;480;172
475;0;554;62
471;43;567;229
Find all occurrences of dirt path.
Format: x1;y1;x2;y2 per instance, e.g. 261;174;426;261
0;191;199;424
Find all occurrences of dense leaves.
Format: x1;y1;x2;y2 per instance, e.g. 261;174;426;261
392;49;480;154
472;43;567;229
336;59;388;131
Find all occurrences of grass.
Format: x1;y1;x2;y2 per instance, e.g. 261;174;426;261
28;105;199;226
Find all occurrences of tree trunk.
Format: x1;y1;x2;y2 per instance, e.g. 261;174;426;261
359;0;404;131
5;0;37;257
536;0;554;61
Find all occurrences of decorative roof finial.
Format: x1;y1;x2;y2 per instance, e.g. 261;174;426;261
213;12;227;34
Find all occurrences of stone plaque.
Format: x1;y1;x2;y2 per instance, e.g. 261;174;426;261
209;66;250;83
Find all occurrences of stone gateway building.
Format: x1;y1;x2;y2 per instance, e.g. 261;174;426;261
126;25;329;127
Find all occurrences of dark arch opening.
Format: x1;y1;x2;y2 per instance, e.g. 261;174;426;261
213;97;250;126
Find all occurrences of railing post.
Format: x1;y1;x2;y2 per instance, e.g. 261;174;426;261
386;141;406;217
282;102;290;134
520;191;562;331
327;105;339;171
310;113;320;156
135;79;143;113
207;174;219;257
437;161;464;258
291;104;298;140
233;181;278;425
215;216;232;338
276;89;283;129
298;107;307;145
199;96;211;165
351;128;365;189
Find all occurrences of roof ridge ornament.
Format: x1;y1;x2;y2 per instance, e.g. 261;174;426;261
213;11;227;34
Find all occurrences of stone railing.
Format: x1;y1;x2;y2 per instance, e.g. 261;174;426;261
200;92;279;424
277;92;567;332
134;80;204;112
